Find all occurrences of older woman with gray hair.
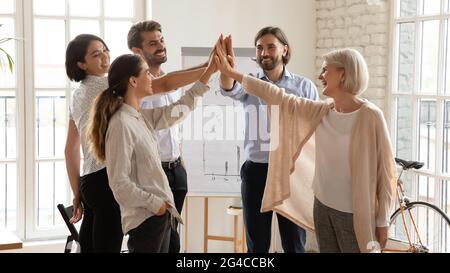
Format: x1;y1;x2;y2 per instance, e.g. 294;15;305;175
216;42;397;253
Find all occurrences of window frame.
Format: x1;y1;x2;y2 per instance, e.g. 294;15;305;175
390;0;450;237
0;0;148;240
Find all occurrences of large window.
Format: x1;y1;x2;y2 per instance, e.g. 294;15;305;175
0;0;19;232
0;0;146;240
391;0;450;248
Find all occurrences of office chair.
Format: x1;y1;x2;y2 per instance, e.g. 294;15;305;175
57;204;81;253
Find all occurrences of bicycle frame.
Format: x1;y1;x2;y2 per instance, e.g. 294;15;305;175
382;168;427;253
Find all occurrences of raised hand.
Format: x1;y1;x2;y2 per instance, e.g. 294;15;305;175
199;35;222;85
219;35;236;90
224;35;236;68
215;38;244;84
206;35;222;73
215;38;235;77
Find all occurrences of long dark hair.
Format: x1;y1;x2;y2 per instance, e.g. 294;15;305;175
65;34;109;82
87;54;144;162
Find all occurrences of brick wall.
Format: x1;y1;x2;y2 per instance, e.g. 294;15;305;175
316;0;390;112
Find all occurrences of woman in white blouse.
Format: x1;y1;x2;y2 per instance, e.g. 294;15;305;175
87;53;216;253
65;34;123;252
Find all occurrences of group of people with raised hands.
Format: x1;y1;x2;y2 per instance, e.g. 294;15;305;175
64;20;396;253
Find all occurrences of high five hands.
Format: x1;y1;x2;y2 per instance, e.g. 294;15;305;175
202;34;244;85
215;34;243;83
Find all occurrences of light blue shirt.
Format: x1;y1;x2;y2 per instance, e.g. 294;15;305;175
220;68;319;163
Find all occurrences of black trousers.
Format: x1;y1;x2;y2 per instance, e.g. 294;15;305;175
240;160;306;253
127;213;171;253
162;163;188;253
79;168;123;253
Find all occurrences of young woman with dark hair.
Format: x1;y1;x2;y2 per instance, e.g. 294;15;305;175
86;53;216;253
65;34;123;252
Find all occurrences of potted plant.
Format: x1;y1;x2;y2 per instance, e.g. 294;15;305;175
0;23;14;73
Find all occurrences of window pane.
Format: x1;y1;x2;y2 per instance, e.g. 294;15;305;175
0;92;16;159
0;17;16;88
399;0;418;16
0;163;17;230
445;20;450;94
442;180;450;252
398;22;416;93
70;19;100;40
33;0;65;16
418;100;436;171
0;0;14;13
418;176;435;202
443;101;450;173
69;0;100;17
36;161;67;228
104;0;134;18
421;20;440;94
422;0;441;15
396;97;414;160
34;19;66;88
105;21;133;60
35;92;66;159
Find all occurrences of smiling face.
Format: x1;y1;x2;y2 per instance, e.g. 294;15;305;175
255;34;287;71
137;30;167;67
318;61;345;97
131;61;153;99
77;40;110;77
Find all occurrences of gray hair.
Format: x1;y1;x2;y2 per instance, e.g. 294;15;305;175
323;48;369;95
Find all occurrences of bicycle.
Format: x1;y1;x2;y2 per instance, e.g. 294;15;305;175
383;158;450;253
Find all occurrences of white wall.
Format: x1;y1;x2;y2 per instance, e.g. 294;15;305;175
149;0;317;253
151;0;317;80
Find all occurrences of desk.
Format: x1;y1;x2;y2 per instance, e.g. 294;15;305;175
0;227;23;251
183;193;245;253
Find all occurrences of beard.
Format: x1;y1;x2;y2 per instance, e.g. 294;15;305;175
257;56;283;71
143;49;167;66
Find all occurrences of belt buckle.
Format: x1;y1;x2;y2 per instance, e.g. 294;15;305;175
168;161;174;169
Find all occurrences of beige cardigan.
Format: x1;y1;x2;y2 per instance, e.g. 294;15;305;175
241;75;397;253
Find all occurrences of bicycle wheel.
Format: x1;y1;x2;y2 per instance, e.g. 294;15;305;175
387;201;450;253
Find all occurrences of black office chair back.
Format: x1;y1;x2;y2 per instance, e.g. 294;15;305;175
57;204;80;253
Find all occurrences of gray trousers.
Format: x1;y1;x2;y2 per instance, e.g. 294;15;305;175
313;198;360;253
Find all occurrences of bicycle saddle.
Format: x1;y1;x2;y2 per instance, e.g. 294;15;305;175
395;158;424;170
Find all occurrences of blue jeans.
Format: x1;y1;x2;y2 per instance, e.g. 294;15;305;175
240;161;306;253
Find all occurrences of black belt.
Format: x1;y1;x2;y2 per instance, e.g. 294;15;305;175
161;157;181;170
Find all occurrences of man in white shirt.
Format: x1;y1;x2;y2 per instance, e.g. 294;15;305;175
127;20;207;253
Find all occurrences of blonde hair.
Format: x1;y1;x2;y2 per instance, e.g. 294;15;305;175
323;48;369;95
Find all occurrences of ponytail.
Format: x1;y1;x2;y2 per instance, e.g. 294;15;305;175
86;54;144;163
86;87;123;163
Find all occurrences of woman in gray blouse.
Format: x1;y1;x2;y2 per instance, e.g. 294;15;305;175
65;34;215;253
87;54;216;253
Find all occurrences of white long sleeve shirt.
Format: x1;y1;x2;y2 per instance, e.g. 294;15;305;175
140;90;182;162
